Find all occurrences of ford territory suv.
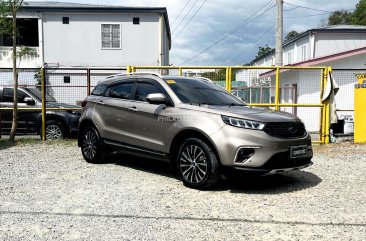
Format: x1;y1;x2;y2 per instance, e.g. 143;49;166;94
78;73;313;189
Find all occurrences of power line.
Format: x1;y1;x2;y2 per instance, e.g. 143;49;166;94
283;6;299;11
226;23;276;65
174;0;208;40
171;0;192;27
180;0;275;65
284;12;331;18
172;0;200;34
284;2;334;13
284;8;355;18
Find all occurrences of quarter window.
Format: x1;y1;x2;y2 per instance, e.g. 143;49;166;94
105;83;133;100
101;24;121;49
135;83;163;102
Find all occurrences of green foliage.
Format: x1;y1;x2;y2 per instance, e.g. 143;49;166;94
284;30;300;42
256;44;273;58
326;0;366;26
0;0;12;36
328;10;353;25
352;0;366;25
201;69;226;81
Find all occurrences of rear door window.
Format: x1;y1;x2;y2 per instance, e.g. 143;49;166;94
105;82;134;100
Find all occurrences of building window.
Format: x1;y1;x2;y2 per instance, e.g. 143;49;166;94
101;24;121;49
64;76;71;84
62;17;69;24
133;17;140;25
287;52;292;65
301;45;307;61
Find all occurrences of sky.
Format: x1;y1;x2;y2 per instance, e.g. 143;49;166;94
28;0;360;66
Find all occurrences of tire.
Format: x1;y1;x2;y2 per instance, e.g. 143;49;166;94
80;126;105;163
45;120;65;140
176;138;220;189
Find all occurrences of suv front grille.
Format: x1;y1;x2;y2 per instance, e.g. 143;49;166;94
263;122;306;138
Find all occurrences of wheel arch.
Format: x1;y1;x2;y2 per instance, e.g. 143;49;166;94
169;129;221;166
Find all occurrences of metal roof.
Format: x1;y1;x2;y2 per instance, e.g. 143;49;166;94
21;1;171;48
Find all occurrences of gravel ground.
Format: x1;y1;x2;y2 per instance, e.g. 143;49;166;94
0;141;365;240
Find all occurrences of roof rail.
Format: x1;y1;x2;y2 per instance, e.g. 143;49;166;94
106;72;163;79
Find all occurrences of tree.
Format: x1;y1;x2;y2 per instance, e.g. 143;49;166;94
325;0;366;26
0;0;26;142
256;44;273;58
284;30;300;42
201;69;226;81
327;10;353;25
352;0;366;25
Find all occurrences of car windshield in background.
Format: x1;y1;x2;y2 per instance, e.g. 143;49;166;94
165;78;245;106
25;88;56;102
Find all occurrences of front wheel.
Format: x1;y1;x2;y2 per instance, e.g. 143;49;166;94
45;120;65;140
80;126;105;163
177;138;220;189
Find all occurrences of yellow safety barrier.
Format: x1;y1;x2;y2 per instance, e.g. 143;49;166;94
354;74;366;143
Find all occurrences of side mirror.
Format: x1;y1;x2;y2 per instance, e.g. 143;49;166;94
24;97;35;106
146;93;166;105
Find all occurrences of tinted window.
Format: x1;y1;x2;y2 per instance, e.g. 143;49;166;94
25;88;56;102
135;83;163;102
105;83;133;100
91;84;107;96
2;88;30;103
165;78;244;106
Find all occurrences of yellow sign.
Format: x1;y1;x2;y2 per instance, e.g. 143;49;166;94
166;80;176;84
355;74;366;88
354;74;366;143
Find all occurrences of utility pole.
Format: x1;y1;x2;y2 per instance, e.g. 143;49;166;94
275;0;283;66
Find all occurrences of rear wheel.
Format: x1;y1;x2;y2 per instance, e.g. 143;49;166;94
177;138;220;189
80;126;105;163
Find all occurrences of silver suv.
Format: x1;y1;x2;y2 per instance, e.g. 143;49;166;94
78;73;313;189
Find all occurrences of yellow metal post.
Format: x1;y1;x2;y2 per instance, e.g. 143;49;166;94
321;68;330;144
228;67;232;92
41;68;46;141
225;67;230;92
178;67;183;76
354;74;366;143
275;67;280;110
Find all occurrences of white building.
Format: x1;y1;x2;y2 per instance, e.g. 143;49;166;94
0;2;171;105
236;25;366;137
0;1;171;68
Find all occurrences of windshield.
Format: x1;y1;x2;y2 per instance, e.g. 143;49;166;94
165;78;245;106
25;88;57;102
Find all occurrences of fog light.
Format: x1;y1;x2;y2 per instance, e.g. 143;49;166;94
235;148;255;163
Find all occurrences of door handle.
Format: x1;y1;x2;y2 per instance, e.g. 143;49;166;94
128;106;139;112
98;100;105;105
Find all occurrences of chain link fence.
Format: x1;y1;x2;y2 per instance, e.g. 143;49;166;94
1;66;333;143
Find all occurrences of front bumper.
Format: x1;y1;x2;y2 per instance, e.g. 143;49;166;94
209;125;313;171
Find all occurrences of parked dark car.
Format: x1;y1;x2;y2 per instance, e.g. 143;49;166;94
0;86;80;139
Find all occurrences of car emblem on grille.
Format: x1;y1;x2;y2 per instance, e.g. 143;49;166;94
288;127;298;134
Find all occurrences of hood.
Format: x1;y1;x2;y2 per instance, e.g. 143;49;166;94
179;104;302;123
46;102;80;109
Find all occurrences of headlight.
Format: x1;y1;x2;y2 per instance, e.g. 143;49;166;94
222;115;265;130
